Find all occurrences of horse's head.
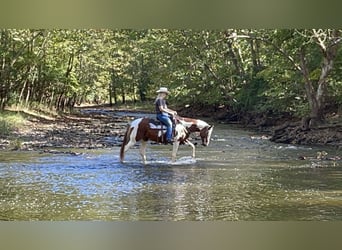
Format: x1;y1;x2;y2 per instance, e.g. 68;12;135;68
177;117;214;146
199;125;214;146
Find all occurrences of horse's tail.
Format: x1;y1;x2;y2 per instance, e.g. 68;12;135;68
120;124;132;163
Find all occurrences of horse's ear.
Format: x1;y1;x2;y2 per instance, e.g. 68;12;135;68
208;125;213;130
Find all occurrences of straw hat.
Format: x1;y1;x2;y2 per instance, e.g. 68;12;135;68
156;87;170;94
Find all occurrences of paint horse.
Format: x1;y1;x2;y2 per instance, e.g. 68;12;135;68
120;116;214;164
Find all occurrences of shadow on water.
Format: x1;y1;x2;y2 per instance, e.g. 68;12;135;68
0;123;342;221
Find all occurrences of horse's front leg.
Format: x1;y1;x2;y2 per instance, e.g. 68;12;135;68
140;140;148;164
171;141;180;162
184;140;196;158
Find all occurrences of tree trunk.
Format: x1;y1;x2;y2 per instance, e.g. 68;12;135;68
65;54;74;78
121;88;126;104
299;30;341;127
0;99;5;111
113;86;117;104
57;92;65;111
109;83;113;106
226;38;243;78
300;49;323;126
250;38;261;74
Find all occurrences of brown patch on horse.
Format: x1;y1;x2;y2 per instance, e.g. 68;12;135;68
177;117;200;132
135;118;149;141
139;118;165;143
199;125;213;146
187;124;200;132
200;126;209;145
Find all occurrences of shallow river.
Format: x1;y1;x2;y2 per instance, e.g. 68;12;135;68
1;118;342;220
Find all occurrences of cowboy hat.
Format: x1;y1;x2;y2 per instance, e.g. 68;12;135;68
156;87;170;94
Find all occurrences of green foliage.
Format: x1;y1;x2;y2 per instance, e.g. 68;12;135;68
0;29;341;119
0;112;25;136
234;77;268;111
0;119;11;135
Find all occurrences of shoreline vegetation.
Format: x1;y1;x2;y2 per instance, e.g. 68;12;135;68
178;104;342;148
1;29;341;154
1;103;341;154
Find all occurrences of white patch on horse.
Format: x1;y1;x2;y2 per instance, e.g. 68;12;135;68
207;125;214;144
158;130;163;137
179;119;209;130
196;120;209;129
175;124;187;139
131;118;143;127
178;120;193;128
130;118;143;141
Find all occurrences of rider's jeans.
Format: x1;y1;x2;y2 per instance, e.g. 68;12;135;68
157;113;173;141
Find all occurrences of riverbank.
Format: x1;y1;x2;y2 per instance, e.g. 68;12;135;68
177;104;342;148
0;107;131;151
1;104;341;152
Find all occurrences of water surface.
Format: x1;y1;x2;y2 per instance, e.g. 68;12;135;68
1;123;341;220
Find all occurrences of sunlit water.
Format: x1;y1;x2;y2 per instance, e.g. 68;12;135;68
0;123;341;221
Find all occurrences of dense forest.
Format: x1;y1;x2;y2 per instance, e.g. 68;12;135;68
1;29;341;126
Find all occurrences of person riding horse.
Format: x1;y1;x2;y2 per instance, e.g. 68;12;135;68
154;87;177;144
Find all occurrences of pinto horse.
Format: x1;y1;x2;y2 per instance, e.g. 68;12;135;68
120;116;213;164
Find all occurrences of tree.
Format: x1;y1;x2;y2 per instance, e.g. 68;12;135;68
230;29;342;125
299;29;341;126
1;28;341;124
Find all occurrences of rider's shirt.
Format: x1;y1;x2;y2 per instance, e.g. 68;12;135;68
155;98;168;116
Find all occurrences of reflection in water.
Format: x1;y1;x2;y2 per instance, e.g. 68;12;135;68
0;124;341;220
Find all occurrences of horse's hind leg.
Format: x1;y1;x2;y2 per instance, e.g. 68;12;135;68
121;140;135;161
139;140;148;164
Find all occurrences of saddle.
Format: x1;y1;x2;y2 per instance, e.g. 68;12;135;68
148;119;165;129
149;117;178;144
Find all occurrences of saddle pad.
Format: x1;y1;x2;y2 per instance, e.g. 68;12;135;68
149;119;165;129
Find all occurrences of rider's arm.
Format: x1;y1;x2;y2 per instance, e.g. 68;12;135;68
159;106;177;116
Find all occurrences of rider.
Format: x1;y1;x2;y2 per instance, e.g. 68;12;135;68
155;87;177;144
